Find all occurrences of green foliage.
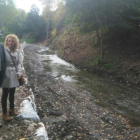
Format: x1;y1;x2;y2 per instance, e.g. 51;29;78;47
42;5;54;38
9;9;27;38
0;0;15;6
64;14;72;25
0;1;47;42
1;0;140;45
52;28;57;37
0;26;13;42
0;0;17;28
53;1;66;32
24;5;46;42
71;26;80;34
24;38;35;43
56;49;63;57
104;63;114;69
0;36;5;42
64;0;140;44
95;58;102;65
39;0;55;7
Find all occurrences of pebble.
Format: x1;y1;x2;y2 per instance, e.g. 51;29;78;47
27;123;36;132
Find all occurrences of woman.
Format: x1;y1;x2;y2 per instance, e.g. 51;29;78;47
1;34;22;121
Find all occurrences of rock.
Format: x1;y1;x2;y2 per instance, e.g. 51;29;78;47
24;120;33;125
16;95;40;122
43;116;67;124
13;124;18;127
3;135;8;139
49;109;63;116
34;123;48;140
64;135;74;140
10;134;16;139
27;123;36;132
101;114;114;124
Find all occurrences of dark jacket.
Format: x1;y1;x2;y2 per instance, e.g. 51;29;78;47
0;44;6;87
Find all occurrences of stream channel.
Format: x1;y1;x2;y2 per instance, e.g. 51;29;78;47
36;46;140;127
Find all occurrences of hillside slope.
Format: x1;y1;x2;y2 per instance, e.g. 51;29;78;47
49;27;140;88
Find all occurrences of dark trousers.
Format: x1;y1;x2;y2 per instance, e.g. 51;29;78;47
1;88;16;114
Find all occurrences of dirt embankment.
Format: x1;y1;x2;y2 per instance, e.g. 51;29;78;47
50;28;140;89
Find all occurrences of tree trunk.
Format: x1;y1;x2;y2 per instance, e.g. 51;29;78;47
100;27;103;62
95;28;100;45
46;19;49;39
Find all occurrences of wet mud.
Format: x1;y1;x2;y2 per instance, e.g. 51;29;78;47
23;44;140;140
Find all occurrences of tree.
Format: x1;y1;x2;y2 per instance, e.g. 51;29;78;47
25;5;46;41
0;0;17;28
0;0;15;5
39;0;58;39
9;9;27;38
64;0;140;61
42;5;53;39
53;1;65;32
39;0;56;7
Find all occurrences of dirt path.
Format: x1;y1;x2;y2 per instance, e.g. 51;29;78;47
23;44;140;140
0;44;140;140
0;86;33;139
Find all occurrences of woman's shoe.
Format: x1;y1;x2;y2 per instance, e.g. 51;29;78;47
2;113;12;121
9;109;19;116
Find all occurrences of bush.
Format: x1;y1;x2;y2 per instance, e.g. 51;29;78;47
0;36;5;43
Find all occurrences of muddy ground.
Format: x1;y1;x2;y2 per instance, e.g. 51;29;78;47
24;44;140;140
0;85;34;139
0;44;140;139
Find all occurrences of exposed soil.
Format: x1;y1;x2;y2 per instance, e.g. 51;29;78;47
0;85;34;139
0;43;140;139
23;44;140;140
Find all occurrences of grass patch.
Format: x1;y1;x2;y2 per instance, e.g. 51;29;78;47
104;63;114;69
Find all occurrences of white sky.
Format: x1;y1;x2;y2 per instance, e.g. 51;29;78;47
15;0;43;14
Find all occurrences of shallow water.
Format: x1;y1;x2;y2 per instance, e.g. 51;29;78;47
36;47;140;126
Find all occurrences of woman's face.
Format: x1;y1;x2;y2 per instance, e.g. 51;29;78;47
7;37;15;49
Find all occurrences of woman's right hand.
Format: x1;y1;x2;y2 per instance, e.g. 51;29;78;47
17;74;21;79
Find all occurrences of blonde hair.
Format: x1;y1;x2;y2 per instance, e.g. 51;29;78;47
4;34;19;50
